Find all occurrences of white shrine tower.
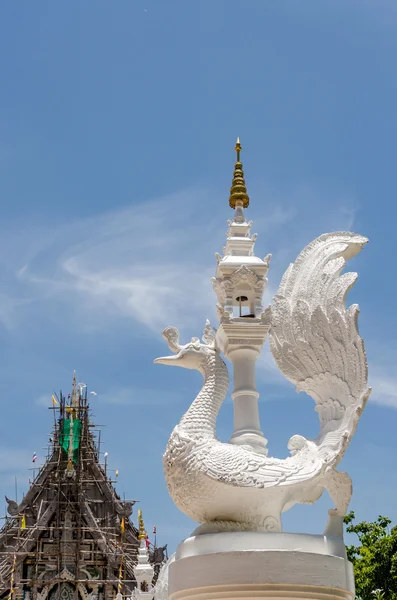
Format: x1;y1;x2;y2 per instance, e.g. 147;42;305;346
154;139;368;600
212;138;271;455
132;510;155;600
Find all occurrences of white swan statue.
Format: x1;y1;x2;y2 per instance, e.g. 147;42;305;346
154;232;370;535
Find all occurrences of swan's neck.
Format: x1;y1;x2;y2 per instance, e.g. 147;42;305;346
178;353;229;436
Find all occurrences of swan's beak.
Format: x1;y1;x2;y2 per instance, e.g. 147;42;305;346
154;354;180;366
154;346;197;369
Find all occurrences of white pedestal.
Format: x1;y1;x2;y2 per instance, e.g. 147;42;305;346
168;532;355;600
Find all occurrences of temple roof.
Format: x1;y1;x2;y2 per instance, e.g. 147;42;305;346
0;378;166;599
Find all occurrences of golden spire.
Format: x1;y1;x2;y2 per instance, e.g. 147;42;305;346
229;137;250;209
137;508;147;541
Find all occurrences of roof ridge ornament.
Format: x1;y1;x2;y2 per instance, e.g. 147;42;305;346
229;137;250;209
71;370;78;407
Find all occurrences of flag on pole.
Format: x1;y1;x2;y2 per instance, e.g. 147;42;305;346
153;526;156;535
51;395;58;405
104;452;109;459
115;469;119;477
21;515;26;530
32;452;37;463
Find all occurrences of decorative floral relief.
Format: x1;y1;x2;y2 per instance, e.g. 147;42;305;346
230;265;260;288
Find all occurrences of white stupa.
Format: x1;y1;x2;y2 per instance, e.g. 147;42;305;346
132;510;154;600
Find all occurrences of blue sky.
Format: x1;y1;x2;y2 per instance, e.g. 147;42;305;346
0;0;396;553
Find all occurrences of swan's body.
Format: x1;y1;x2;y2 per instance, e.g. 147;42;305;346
155;232;370;533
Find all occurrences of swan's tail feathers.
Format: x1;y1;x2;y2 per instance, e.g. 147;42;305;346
323;470;352;517
269;232;369;466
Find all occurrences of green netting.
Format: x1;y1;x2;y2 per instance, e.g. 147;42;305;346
60;418;82;463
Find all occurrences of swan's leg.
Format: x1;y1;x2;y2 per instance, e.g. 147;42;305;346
324;469;352;516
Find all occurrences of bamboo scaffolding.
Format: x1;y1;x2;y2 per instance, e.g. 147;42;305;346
0;386;151;600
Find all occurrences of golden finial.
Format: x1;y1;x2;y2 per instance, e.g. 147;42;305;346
229;137;249;209
137;508;147;541
235;137;241;161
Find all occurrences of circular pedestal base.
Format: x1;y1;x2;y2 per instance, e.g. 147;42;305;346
169;532;355;600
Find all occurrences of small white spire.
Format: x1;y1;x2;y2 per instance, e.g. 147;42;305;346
133;510;155;600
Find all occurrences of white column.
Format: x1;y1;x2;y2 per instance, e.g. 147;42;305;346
228;348;268;454
216;321;270;455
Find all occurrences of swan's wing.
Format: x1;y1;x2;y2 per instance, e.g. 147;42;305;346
269;232;370;464
199;440;321;488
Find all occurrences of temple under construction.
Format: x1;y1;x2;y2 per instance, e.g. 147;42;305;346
0;375;166;600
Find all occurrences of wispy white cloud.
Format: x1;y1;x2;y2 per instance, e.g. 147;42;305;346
36;394;53;407
368;372;397;409
0;180;359;336
10;187;218;334
8;179;395;410
97;386;186;406
5;177;393;411
36;385;188;409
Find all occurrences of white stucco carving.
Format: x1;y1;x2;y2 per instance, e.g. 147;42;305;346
155;232;369;534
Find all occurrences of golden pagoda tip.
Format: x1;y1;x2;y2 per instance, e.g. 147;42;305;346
229;138;249;209
137;508;147;540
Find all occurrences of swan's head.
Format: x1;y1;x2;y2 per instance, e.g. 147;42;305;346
154;320;216;371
